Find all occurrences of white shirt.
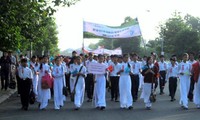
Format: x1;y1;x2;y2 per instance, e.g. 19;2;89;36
120;62;132;76
167;64;179;79
18;66;33;80
52;65;65;78
158;61;168;71
85;59;97;74
109;62;121;76
129;61;141;75
178;61;191;75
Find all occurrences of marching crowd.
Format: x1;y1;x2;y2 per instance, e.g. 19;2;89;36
1;50;200;111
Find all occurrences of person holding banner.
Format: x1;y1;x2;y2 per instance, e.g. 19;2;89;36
117;54;133;110
85;53;96;102
94;54;107;110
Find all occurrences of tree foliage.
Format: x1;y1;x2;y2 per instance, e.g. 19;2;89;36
0;0;80;56
158;12;200;57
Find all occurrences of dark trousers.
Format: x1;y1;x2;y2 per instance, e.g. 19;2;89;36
65;73;71;95
86;74;94;99
159;71;166;93
16;74;21;94
130;74;139;100
188;75;195;100
1;70;9;90
110;76;119;100
20;79;31;108
169;77;177;99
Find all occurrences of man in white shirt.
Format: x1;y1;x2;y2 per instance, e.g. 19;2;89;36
109;55;121;102
158;55;168;95
18;58;33;111
85;52;97;102
129;53;141;102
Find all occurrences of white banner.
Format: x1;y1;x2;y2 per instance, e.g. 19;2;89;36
88;62;107;74
83;47;122;55
83;21;141;38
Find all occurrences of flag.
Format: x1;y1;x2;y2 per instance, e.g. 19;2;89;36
83;18;141;38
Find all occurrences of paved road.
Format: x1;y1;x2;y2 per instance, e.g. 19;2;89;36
0;85;199;120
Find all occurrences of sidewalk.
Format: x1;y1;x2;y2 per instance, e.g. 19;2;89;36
0;88;17;104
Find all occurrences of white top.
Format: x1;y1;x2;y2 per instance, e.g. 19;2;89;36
166;63;179;79
18;66;33;80
109;62;121;76
120;62;132;76
52;64;65;78
129;61;141;75
178;61;191;75
158;61;168;71
85;59;97;74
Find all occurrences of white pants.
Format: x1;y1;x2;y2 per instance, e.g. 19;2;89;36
119;75;132;108
74;77;85;107
38;76;51;109
141;83;152;107
54;77;64;109
179;75;190;107
194;79;200;106
94;74;106;107
32;75;39;96
70;76;76;93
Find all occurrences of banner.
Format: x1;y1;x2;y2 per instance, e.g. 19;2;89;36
88;62;107;74
83;47;122;55
83;18;141;38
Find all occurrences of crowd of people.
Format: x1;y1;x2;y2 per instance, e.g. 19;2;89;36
1;50;200;111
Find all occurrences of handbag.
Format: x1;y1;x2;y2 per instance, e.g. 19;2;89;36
9;80;16;89
41;73;54;89
71;66;83;102
149;69;156;103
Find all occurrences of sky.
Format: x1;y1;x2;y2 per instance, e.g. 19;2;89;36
54;0;200;51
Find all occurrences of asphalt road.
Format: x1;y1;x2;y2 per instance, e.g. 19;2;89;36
0;84;199;120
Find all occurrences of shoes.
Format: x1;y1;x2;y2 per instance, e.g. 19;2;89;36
182;106;188;110
100;106;105;110
74;107;80;110
87;99;92;102
111;98;114;101
115;100;119;102
146;107;151;110
128;106;133;110
197;105;200;109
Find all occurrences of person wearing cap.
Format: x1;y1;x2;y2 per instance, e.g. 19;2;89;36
129;53;142;102
18;58;33;111
192;54;200;109
158;55;168;95
166;58;179;101
178;53;192;110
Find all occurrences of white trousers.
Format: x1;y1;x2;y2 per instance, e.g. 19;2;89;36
119;75;132;108
179;75;190;107
194;79;200;106
54;77;64;109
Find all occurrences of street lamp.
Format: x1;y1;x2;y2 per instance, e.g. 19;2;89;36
161;38;164;55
